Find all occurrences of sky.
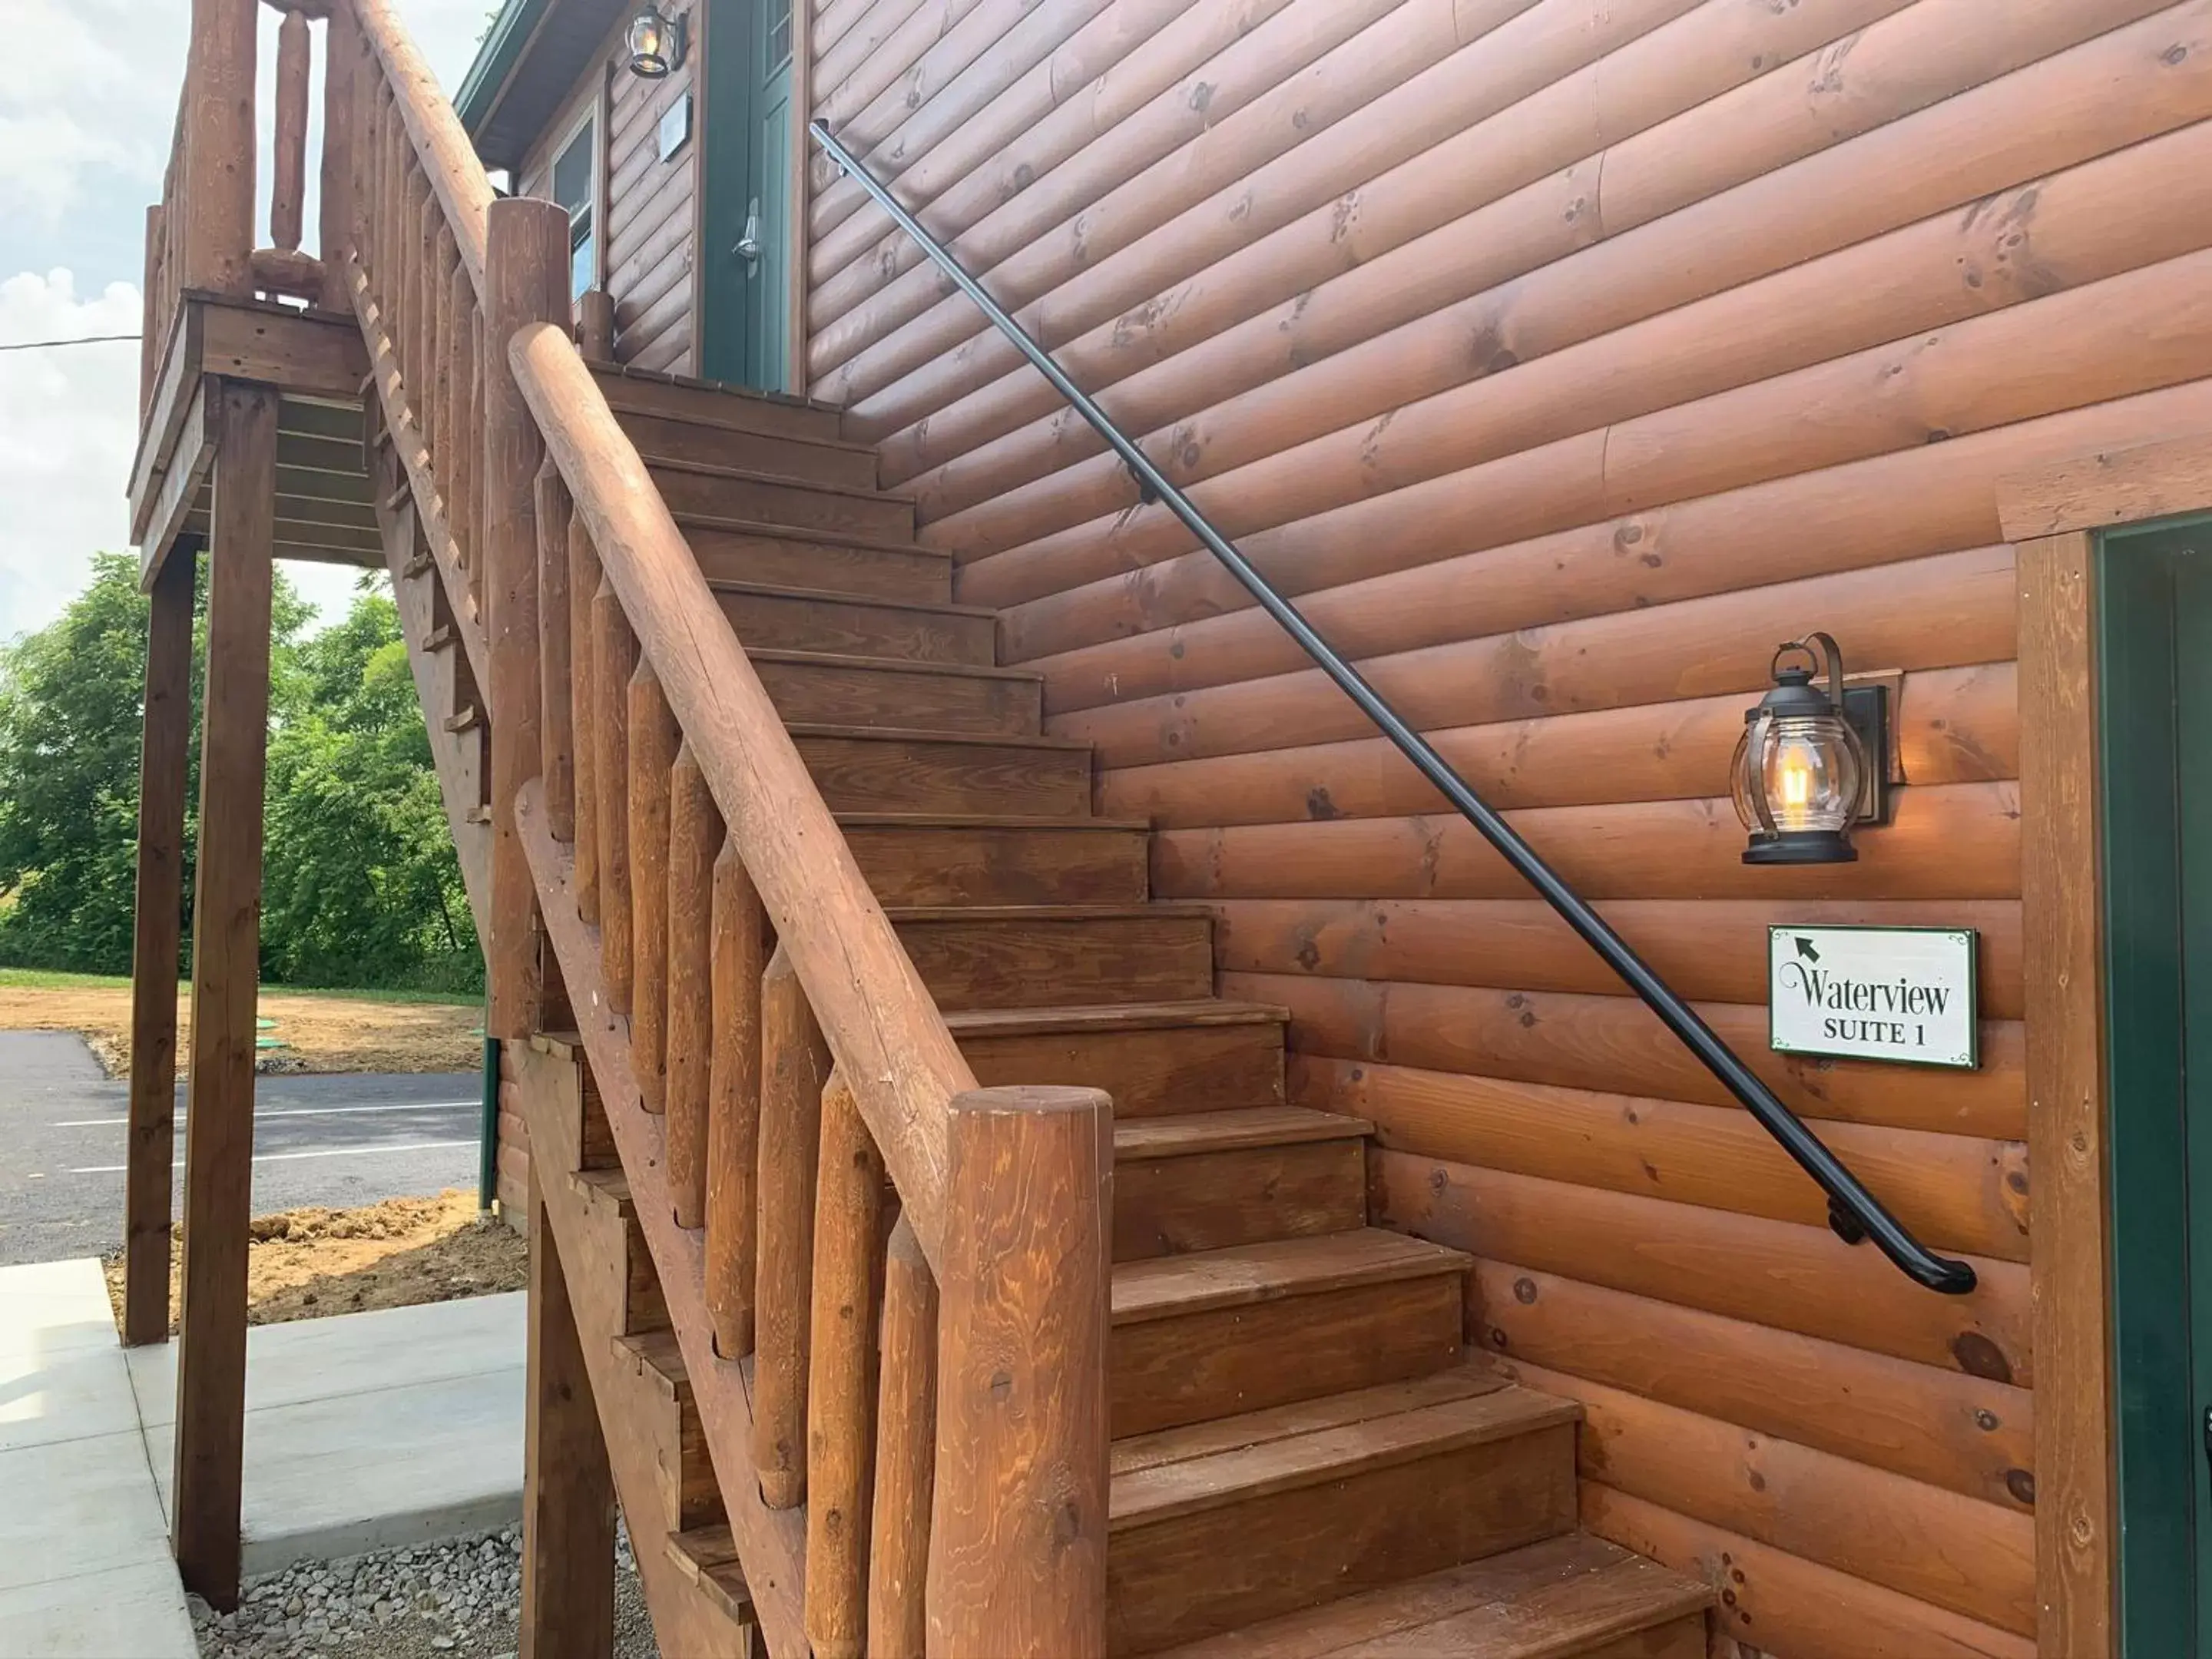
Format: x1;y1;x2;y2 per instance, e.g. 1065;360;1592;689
0;0;497;644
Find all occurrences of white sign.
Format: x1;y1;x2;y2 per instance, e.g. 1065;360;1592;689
1767;926;1979;1070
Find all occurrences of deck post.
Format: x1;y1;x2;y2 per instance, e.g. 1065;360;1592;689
182;0;256;297
519;1164;617;1659
928;1085;1113;1659
124;545;197;1348
171;379;278;1610
482;196;571;1038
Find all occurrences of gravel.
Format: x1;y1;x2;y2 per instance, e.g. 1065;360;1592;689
190;1522;659;1659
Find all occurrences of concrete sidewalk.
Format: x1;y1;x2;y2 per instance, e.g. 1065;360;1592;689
127;1293;526;1577
0;1263;525;1655
0;1258;195;1658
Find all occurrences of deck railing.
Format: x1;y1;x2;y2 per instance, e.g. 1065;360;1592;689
329;4;1114;1650
805;117;1980;1299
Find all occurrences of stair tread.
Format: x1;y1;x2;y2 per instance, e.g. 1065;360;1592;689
664;1525;758;1628
748;645;1042;684
1113;1229;1471;1328
708;576;993;619
1111;1379;1575;1532
613;1329;687;1397
790;721;1092;753
673;509;952;561
571;1167;634;1209
1149;1532;1711;1659
1115;1107;1371;1161
594;358;841;415
943;999;1289;1035
643;449;913;505
618;408;879;459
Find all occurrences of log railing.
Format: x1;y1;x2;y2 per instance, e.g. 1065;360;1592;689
140;0;354;422
327;3;1114;1651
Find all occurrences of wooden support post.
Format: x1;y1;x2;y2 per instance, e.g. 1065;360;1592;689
172;381;280;1611
628;664;677;1113
184;0;255;296
807;1076;884;1659
536;457;575;842
705;839;764;1359
482;196;569;1040
928;1087;1113;1659
270;7;310;253
319;0;358;310
124;546;196;1349
665;747;717;1227
519;1167;617;1659
869;1217;936;1659
754;948;828;1509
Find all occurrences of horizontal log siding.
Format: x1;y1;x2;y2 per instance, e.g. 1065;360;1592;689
805;0;2212;1647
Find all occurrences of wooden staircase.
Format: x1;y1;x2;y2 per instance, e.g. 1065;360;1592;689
465;361;1715;1657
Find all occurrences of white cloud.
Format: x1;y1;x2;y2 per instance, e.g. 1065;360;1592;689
0;0;495;642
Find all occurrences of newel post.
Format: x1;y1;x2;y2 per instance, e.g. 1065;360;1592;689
927;1085;1112;1659
482;197;571;1038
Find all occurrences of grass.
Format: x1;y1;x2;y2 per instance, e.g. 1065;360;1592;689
0;966;480;1006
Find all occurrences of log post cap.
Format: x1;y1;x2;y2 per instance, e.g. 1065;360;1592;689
947;1084;1113;1121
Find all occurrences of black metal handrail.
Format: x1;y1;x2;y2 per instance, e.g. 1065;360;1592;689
809;121;1978;1296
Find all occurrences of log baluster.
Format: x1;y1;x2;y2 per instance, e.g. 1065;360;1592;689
413;189;440;419
535;457;574;839
869;1218;935;1659
569;513;601;921
806;1075;884;1659
628;664;677;1112
578;290;615;361
754;949;828;1509
401;166;428;389
594;581;636;1010
705;840;765;1358
270;8;310;253
469;307;487;614
448;265;478;573
422;234;448;463
320;0;358;310
665;747;717;1225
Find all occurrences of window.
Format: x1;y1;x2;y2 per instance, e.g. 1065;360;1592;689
551;119;596;301
766;0;793;71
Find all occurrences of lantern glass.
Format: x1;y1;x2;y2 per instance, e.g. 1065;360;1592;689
626;8;677;77
1732;710;1864;836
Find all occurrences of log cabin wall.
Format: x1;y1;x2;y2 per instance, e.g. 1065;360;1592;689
803;1;2212;1653
515;1;703;373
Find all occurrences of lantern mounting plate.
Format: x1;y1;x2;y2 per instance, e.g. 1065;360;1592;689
1839;680;1892;826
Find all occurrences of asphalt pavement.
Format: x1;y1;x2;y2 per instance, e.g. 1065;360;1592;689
0;1030;484;1266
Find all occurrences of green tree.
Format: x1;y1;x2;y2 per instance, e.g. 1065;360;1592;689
0;555;479;992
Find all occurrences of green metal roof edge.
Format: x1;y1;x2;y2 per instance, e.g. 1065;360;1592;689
454;0;555;141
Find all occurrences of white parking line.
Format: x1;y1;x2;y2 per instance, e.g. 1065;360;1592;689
66;1139;478;1174
50;1099;477;1128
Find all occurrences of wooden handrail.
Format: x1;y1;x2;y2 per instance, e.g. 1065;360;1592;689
354;0;495;299
507;320;972;1271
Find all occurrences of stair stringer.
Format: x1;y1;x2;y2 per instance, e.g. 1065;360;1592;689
518;1070;750;1657
515;780;812;1659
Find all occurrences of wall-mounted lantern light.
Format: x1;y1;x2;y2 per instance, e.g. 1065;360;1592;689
1731;632;1890;866
624;5;687;78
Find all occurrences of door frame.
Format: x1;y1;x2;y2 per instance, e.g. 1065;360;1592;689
697;0;810;392
2010;433;2212;1659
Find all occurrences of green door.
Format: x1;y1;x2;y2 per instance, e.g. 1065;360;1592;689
2102;520;2212;1653
700;0;794;391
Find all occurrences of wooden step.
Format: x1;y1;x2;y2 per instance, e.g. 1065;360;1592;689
1114;1108;1371;1263
1150;1532;1711;1659
842;813;1151;906
614;407;879;488
951;1000;1289;1117
1111;1230;1470;1436
610;1330;720;1532
1108;1374;1579;1653
647;455;912;541
889;905;1215;1012
680;515;952;605
752;649;1041;737
714;581;995;666
664;1525;762;1655
568;1169;667;1338
591;359;844;442
795;726;1091;816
